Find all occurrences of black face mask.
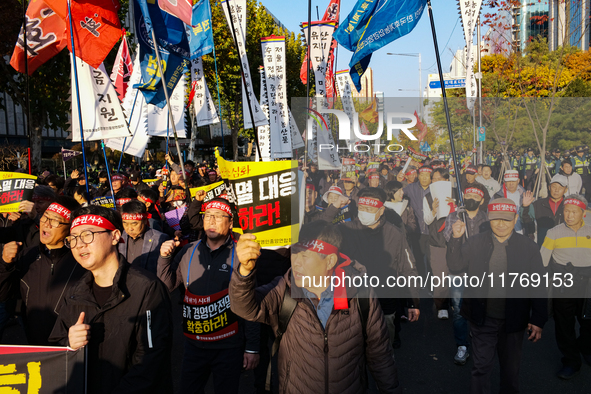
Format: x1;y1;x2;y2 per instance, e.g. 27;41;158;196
464;198;480;211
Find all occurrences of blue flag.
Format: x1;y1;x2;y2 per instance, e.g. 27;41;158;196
334;0;427;91
134;0;189;108
187;0;214;59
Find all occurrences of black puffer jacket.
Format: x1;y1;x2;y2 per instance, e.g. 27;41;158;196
49;255;173;394
446;231;548;332
0;245;85;345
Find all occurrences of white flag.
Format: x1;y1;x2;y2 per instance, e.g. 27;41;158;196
257;66;272;161
261;36;292;159
147;74;187;138
335;69;359;146
71;55;130;142
304;22;340;170
190;57;219;126
222;0;268;129
105;53;150;158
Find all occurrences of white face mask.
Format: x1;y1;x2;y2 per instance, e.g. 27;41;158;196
358;210;379;226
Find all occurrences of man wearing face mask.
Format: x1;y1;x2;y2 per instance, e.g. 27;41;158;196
443;185;490;365
335;188;421;348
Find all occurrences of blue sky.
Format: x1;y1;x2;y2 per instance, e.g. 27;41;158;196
263;0;473;98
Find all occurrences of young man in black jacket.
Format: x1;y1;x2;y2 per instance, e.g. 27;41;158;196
0;196;82;345
49;205;173;394
447;198;547;394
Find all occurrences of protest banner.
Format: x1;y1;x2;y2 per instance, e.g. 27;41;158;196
340;158;356;180
0;172;37;213
189;181;225;200
215;150;298;246
90;196;115;209
143;179;159;187
0;345;85;392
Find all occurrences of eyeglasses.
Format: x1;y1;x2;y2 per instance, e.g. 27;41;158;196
40;215;69;228
64;230;111;249
203;213;231;222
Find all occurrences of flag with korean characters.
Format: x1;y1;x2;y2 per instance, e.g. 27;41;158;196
256;65;272;162
221;0;268;129
70;55;130;142
215;149;299;247
303;22;341;170
189;56;219;126
146;72;187;138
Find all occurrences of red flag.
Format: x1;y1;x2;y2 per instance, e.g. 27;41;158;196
110;33;133;101
45;0;122;69
159;0;193;26
415;111;428;142
300;0;340;93
10;0;68;75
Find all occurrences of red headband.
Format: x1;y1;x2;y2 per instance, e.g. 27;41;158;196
464;187;484;198
564;198;587;210
406;169;417;175
71;214;117;231
203;200;232;216
368;173;380;180
306;183;316;191
488;202;517;213
295;239;339;255
116;198;134;206
46;203;71;221
419;167;433;174
112;175;126;182
121;212;152;221
358;197;384;209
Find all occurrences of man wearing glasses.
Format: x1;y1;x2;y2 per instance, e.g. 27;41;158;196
49;205;173;393
158;197;260;394
0;196;82;345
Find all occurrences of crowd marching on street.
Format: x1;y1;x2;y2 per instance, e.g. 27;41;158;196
0;143;590;394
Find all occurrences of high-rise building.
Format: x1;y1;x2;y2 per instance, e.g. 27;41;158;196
511;0;550;52
351;67;374;98
548;0;590;51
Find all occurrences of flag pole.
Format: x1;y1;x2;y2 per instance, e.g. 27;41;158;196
304;0;312;166
149;28;189;189
100;140;117;206
67;0;90;199
427;0;468;235
22;0;32;174
222;0;262;160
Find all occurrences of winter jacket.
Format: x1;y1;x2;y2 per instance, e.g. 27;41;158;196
0;245;85;345
49;255;173;394
229;263;402;394
118;228;170;274
446;231;548;332
157;233;260;352
521;197;565;247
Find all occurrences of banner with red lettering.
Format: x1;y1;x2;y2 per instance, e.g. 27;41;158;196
215;149;298;246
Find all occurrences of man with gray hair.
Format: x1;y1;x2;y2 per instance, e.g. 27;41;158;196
540;194;591;379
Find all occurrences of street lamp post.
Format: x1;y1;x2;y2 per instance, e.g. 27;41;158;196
387;53;422;118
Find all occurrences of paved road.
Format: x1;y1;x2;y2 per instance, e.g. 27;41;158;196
3;295;589;393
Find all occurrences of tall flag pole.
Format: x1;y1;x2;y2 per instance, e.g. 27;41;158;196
427;0;466;213
66;0;90;199
22;0;32;174
304;0;312;165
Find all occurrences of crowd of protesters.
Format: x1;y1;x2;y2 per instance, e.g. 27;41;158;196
0;144;590;394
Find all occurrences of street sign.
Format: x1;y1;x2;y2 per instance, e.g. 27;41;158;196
428;79;466;89
477;126;486;142
420;142;431;152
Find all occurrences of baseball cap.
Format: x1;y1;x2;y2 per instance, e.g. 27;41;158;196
488;198;517;221
550;174;567;187
129;171;141;181
465;165;478;175
504;170;519;182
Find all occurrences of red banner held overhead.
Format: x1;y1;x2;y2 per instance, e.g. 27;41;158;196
45;0;122;69
10;0;68;75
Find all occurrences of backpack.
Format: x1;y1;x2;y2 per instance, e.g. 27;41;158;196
265;286;371;390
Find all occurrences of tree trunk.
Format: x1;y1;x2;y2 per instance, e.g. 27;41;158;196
232;127;239;161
